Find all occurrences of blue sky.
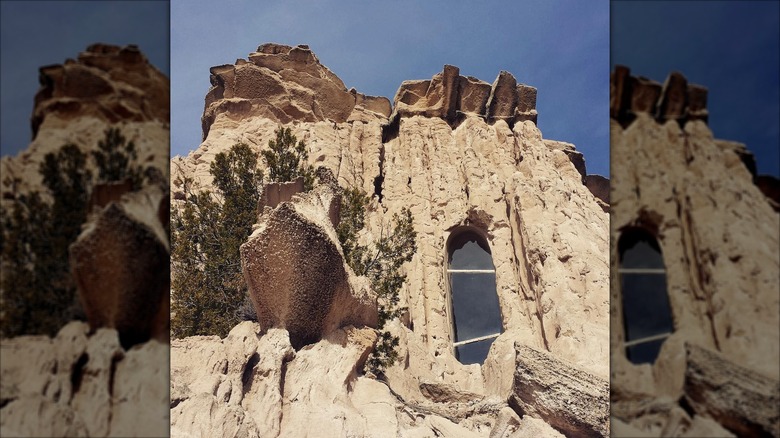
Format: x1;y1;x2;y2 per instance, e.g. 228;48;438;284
172;0;610;176
0;0;169;157
612;0;780;177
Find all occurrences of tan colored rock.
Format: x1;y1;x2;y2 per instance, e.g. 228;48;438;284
684;343;780;437
0;322;167;437
584;174;610;206
657;71;688;121
172;44;609;437
510;344;609;437
458;75;492;116
70;186;170;348
202;43;377;140
487;71;519;123
393;64;461;122
109;339;169;437
0;396;88;438
170;323;295;438
32;44;168;140
509;416;566;438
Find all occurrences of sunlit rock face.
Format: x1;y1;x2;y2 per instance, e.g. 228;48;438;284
610;67;780;437
171;44;610;437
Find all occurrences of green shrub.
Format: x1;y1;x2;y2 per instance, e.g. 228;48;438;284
1;129;140;337
337;189;417;373
170;143;263;338
262;127;315;189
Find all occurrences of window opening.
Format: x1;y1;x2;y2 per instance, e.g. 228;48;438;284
619;228;673;364
448;230;502;364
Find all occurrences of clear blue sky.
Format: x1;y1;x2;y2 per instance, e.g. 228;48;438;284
612;0;780;177
0;0;169;157
171;0;610;177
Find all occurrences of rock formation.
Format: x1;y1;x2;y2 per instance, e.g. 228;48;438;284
70;185;171;349
610;67;780;437
1;43;169;201
0;44;169;436
240;168;378;349
0;322;168;437
171;44;610;437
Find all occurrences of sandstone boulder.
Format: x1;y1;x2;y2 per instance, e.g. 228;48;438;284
684;343;780;437
69;186;170;349
510;344;609;437
241;170;377;349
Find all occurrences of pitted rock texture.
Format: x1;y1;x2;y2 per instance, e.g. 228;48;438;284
610;69;780;437
172;44;609;437
0;322;168;437
240;171;378;349
510;344;610;437
70;186;170;349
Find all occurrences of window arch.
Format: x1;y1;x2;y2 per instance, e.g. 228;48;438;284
618;228;673;364
447;229;502;364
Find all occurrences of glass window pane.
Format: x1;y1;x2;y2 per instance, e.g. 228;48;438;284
621;238;664;269
451;272;502;342
456;338;495;365
449;239;494;270
621;273;673;342
626;337;667;364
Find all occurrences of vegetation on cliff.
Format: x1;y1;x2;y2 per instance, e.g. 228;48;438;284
337;188;417;372
1;128;144;337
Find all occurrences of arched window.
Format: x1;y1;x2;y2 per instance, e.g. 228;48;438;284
447;230;502;365
619;228;673;364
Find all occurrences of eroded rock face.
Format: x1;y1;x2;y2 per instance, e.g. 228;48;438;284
610;66;708;127
240;169;377;349
70;186;170;348
1;44;170;437
510;344;610;437
683;343;780;437
33;43;168;140
202;43;391;140
391;66;538;126
0;322;168;437
173;44;609;437
610;69;780;437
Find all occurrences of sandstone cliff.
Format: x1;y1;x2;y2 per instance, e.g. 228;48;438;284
1;43;169;201
171;43;610;437
0;44;170;436
610;67;780;437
